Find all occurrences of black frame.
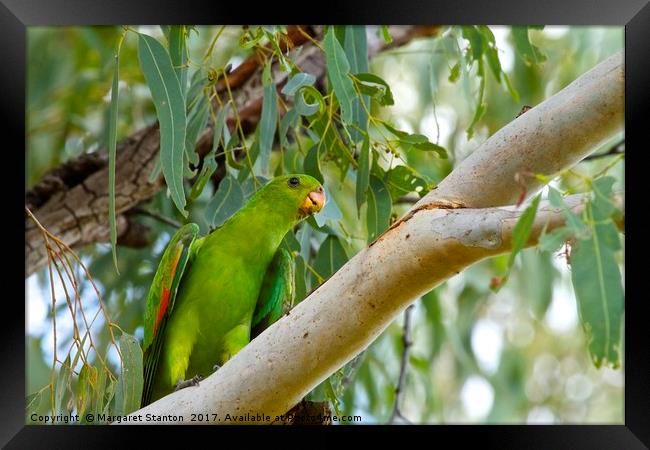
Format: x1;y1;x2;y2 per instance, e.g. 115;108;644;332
6;0;648;447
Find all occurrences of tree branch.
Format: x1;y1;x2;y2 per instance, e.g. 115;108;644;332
124;52;624;423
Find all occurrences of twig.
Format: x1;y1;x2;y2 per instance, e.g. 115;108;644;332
582;140;624;161
131;207;182;229
396;194;419;205
389;304;415;424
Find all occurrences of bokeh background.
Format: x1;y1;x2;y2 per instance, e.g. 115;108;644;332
26;25;624;423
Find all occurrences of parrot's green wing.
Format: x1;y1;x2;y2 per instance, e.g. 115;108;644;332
251;248;295;339
141;223;200;406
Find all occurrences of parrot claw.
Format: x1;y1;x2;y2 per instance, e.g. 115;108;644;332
212;364;221;372
174;374;203;391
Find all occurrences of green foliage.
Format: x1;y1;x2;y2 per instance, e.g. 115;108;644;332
512;26;547;66
114;333;144;416
138;32;188;217
108;41;122;273
205;175;245;228
324;28;357;124
366;175;392;243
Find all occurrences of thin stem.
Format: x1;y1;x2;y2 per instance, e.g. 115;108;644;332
389;304;415;424
132;207;182;229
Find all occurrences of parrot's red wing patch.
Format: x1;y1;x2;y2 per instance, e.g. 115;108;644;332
154;287;171;336
152;246;183;337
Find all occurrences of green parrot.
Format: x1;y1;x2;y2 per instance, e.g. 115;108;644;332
140;174;325;406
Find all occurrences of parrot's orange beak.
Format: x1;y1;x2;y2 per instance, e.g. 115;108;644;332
300;186;325;216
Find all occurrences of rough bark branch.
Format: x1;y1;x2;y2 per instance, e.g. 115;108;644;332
25;25;438;277
125;51;624;423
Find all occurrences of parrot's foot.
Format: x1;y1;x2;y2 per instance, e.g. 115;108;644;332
212;364;221;372
174;375;203;391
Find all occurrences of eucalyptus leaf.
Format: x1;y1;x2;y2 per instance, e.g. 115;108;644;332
259;63;278;174
294;85;325;116
512;26;547;65
168;26;188;95
138;33;188;216
356;135;371;215
324;28;356;124
571;206;624;368
206;175;245;228
366;175;391;243
344;26;369;142
311;234;348;286
507;194;541;269
114;333;143;416
304;144;324;184
107;50;120;273
281;73;316;96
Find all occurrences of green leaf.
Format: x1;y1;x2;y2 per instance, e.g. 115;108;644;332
344;26;369;74
355;135;371;215
107;49;120;273
303;144;324;184
212;101;230;154
382;121;409;138
92;367;108;419
448;62;461;82
461;26;485;61
189;157;217;201
353;72;394;106
184;92;209;167
224;129;244;171
344;26;369;142
259;63;278;173
366;175;392;243
279;108;299;148
548;187;589;238
241;175;269;199
313;185;343;228
571;204;624;368
383;123;446;158
380;25;392;44
592;176;618;218
281;73;316;96
312;235;348;286
294;85;325;116
412;141;448;158
520;250;556;319
185;68;207;111
206;175;245;228
539;226;570;253
324;28;356;124
512;26;547;66
138;33;188;216
168;26;188;96
485;47;502;82
507;194;541;269
26;390;46;422
502;72;520;102
75;363;97;417
54;355;72;415
385;166;430;200
114;333;144;416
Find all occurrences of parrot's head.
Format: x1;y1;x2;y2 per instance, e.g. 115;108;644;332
260;174;325;222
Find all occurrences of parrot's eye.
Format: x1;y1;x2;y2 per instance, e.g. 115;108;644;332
288;177;300;187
